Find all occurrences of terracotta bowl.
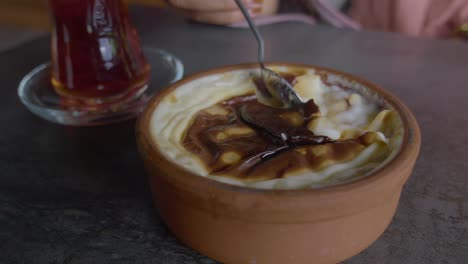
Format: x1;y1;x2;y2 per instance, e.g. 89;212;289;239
136;63;421;264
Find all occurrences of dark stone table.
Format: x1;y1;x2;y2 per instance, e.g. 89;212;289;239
1;6;467;264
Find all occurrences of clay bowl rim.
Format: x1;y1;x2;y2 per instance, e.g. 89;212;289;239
137;62;420;197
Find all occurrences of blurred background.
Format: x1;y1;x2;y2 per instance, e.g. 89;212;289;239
0;0;165;29
0;0;165;52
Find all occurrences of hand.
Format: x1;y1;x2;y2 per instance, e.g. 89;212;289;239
168;0;279;25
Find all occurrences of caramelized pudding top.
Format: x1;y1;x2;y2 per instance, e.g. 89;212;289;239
150;67;403;189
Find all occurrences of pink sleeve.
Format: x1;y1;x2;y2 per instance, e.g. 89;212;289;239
349;0;467;38
454;0;468;25
349;0;432;37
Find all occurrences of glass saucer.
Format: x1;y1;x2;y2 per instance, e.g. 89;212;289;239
18;48;183;126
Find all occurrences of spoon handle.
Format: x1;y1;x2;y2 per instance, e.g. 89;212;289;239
234;0;265;68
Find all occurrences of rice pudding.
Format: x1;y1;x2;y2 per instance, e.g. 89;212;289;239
149;66;404;189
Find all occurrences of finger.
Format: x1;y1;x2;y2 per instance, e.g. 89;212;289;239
169;0;262;12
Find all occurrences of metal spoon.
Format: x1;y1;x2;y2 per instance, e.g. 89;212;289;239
234;0;304;109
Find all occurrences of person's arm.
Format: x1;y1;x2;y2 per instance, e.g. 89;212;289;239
349;0;468;38
167;0;279;25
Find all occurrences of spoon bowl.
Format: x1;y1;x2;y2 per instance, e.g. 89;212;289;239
261;67;304;108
